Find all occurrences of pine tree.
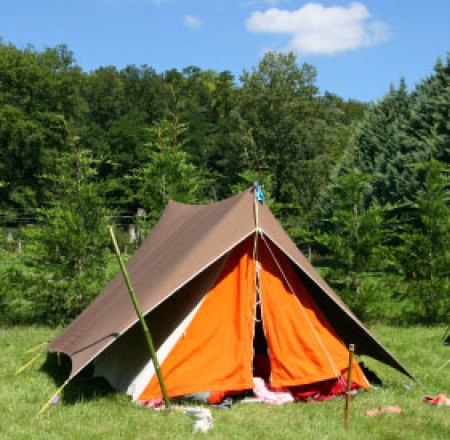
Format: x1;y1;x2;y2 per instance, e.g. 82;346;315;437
16;130;111;324
354;79;418;205
316;147;394;320
129;117;210;228
407;55;450;165
396;130;450;323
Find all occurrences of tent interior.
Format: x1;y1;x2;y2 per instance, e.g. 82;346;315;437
94;235;370;404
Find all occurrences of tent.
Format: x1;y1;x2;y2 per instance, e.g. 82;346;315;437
48;188;413;402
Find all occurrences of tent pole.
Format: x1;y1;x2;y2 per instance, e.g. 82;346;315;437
108;226;171;409
39;380;69;414
344;344;355;430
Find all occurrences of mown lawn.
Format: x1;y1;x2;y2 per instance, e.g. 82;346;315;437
0;325;448;439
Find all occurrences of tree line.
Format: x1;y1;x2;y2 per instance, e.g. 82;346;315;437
0;41;448;325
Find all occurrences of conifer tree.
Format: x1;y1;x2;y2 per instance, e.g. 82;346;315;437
355;79;417;205
407;55;450;165
396;130;449;323
316;147;393;320
14;129;111;324
129;118;210;227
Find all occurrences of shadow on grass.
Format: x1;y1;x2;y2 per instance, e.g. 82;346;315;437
40;352;117;405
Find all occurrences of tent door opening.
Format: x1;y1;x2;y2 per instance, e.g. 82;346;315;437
252;296;271;382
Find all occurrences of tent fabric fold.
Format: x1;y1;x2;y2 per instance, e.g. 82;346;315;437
47;188;414;397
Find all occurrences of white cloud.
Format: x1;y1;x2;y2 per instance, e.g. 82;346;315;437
246;2;390;55
184;15;203;30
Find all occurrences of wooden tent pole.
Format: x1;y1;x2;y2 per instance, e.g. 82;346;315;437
344;344;355;430
108;226;171;409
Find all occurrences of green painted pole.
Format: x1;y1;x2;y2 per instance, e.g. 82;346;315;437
108;226;171;408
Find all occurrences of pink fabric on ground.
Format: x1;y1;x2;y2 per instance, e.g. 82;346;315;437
140;397;164;408
252;377;294;405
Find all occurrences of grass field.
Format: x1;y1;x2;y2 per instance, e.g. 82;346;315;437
1;325;448;439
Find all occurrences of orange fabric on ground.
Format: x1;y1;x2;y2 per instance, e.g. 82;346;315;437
138;238;256;401
258;239;370;389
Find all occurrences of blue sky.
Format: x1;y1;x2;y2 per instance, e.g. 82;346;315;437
1;0;449;102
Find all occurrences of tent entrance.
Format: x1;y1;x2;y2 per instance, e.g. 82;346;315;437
124;234;370;402
252;297;271;381
255;236;371;389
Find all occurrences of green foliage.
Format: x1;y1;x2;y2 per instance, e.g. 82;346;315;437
316;151;395;320
0;43;86;212
354;79;417;205
239;52;319;206
0;267;33;324
0;39;448;326
408;55;450;165
128;118;211;227
231;169;284;219
395;143;450;323
1;137;112;325
354;55;449;206
326;56;449;324
238;52;357;242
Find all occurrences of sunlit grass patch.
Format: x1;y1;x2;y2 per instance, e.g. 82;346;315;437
1;325;448;439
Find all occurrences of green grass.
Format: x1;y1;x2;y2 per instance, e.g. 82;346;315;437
1;325;448;439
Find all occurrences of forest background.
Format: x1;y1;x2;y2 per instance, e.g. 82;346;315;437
0;41;448;326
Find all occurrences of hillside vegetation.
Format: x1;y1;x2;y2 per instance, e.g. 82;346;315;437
0;42;448;325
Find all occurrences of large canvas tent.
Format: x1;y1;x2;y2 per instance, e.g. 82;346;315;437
48;188;413;402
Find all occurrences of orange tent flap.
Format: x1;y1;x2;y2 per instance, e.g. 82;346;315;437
138;239;256;401
258;239;369;389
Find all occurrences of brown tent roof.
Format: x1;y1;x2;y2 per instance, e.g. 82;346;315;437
48;188;414;381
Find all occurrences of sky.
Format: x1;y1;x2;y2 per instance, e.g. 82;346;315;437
1;0;449;102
